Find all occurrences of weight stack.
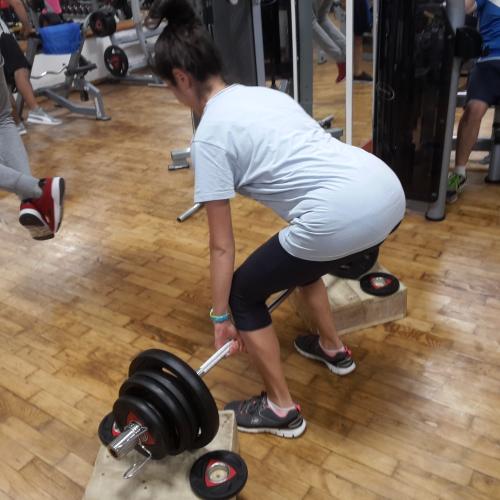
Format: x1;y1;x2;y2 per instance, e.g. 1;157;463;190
373;0;455;202
84;410;239;500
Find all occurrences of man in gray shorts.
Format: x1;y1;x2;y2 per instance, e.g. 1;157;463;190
0;53;65;240
448;0;500;202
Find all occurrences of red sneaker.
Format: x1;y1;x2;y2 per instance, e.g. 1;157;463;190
336;62;346;83
19;201;54;240
30;177;65;233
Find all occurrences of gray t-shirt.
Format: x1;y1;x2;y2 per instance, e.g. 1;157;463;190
192;85;405;261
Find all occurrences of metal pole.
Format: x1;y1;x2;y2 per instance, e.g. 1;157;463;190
197;288;295;377
372;0;378;123
290;0;299;101
426;0;465;221
297;0;313;115
252;0;267;87
267;288;295;313
177;203;203;222
345;0;354;144
485;106;500;183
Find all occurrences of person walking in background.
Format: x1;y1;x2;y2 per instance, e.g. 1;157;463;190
0;53;65;239
312;0;347;83
0;0;62;132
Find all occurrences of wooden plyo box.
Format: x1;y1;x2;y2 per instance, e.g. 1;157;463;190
289;265;407;334
84;411;238;500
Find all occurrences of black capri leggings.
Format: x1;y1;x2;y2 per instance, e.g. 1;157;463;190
229;233;381;331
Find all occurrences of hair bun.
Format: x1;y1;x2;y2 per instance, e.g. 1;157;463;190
146;0;198;30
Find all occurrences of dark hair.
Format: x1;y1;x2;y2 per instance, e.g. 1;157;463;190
150;0;224;85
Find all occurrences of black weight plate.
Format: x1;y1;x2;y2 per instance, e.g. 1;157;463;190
113;394;168;459
98;412;115;446
104;45;128;77
360;272;400;297
89;10;116;37
190;450;248;500
98;412;123;447
138;370;201;451
120;372;191;455
129;350;219;448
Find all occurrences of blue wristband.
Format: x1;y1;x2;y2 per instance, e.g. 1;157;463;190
209;308;231;323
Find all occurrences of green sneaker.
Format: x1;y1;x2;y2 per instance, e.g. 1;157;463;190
446;172;467;203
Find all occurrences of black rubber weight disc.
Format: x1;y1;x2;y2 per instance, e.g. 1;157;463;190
98;412;115;446
120;371;193;455
129;349;219;448
137;370;201;451
104;45;128;77
190;450;248;500
113;394;169;459
360;272;400;297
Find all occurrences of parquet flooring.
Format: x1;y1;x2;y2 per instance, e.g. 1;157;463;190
0;58;499;499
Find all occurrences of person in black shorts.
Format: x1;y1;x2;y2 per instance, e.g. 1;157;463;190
0;0;61;130
353;0;372;82
1;53;65;239
448;0;500;202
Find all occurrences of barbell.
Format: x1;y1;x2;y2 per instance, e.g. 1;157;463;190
98;256;400;478
98;288;294;478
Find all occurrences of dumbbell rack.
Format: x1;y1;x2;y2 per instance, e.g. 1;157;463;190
59;0;96;20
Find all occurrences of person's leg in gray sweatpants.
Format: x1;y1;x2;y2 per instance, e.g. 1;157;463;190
312;0;346;82
0;56;63;240
0;63;42;200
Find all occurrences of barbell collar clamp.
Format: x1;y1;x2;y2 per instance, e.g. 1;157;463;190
107;421;148;459
123;443;152;479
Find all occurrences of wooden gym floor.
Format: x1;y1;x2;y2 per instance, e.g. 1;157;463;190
0;62;500;499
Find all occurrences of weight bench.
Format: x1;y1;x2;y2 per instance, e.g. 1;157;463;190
16;27;110;121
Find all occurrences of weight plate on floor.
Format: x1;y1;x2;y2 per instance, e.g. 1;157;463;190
104;45;128;77
120;372;192;455
113;394;168;459
129;349;219;448
359;272;400;297
189;450;248;500
138;370;201;451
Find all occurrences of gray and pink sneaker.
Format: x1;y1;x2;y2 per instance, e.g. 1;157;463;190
294;335;356;375
225;392;306;438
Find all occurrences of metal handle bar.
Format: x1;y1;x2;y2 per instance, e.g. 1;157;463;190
31;65;67;79
196;288;294;377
